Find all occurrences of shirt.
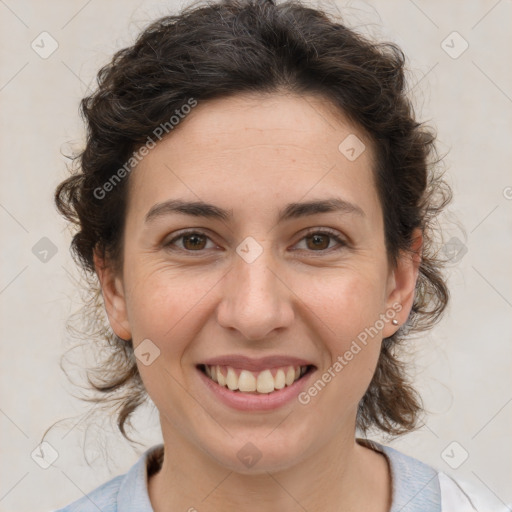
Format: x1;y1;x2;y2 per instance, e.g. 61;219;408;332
51;439;489;511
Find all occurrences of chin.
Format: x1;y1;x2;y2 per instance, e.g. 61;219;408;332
203;435;308;475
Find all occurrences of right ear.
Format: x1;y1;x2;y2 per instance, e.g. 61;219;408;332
93;249;132;341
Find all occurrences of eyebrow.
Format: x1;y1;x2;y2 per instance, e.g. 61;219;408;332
144;197;365;224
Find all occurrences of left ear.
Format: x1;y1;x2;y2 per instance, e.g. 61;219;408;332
382;228;423;338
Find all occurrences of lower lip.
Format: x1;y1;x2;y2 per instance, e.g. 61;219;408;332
197;366;315;411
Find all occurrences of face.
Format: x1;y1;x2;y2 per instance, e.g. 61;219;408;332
96;92;419;474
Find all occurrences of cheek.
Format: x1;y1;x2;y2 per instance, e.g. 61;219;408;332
294;271;385;393
125;273;209;410
296;268;387;337
123;266;209;349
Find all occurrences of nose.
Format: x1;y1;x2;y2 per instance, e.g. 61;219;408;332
215;243;295;341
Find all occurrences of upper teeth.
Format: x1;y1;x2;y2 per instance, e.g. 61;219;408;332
204;365;308;393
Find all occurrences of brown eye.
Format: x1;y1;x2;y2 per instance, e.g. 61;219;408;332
165;228;346;255
294;229;346;253
165;230;216;252
305;233;331;250
182;233;208;250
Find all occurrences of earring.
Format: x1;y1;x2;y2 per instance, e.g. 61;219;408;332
392;319;399;326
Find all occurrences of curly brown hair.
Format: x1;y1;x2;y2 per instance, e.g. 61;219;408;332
52;0;452;443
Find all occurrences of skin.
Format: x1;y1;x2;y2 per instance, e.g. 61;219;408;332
94;92;422;512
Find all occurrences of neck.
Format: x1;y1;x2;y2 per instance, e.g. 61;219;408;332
148;428;391;512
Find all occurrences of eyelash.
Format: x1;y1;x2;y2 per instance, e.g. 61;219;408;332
164;228;347;255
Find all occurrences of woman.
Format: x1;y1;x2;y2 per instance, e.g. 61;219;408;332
50;0;487;510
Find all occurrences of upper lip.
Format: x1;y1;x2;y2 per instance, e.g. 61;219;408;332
200;355;316;372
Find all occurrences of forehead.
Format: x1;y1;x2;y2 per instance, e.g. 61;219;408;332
126;92;381;226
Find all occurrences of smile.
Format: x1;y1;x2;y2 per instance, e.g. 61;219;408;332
198;364;314;394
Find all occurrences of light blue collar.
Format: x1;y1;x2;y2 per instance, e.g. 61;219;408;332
115;440;441;512
116;444;159;511
358;438;441;512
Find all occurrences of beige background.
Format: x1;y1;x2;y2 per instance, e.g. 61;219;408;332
1;0;511;511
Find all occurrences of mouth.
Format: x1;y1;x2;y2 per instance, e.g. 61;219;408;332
197;363;315;394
